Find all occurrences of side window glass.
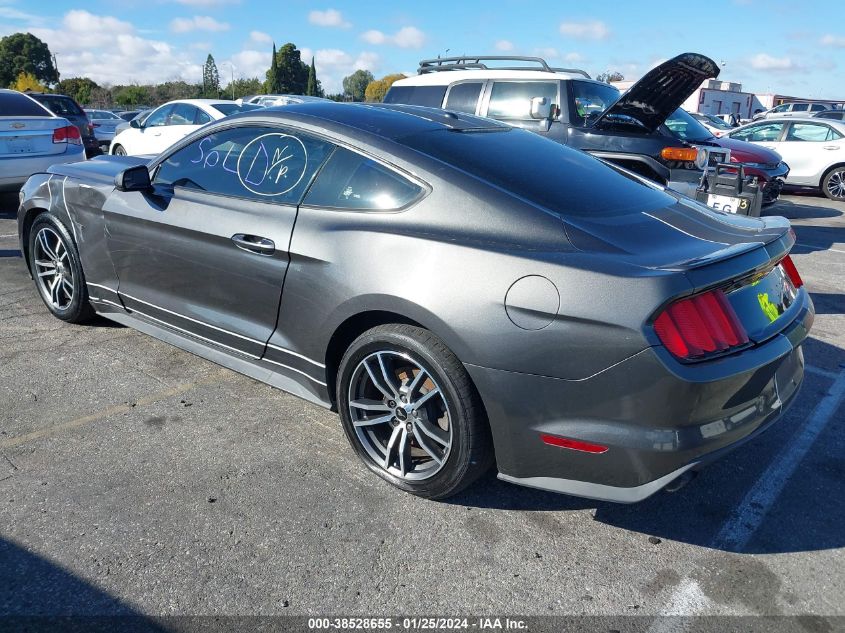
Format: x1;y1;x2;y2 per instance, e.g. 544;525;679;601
791;103;809;112
384;85;447;107
168;104;196;125
810;104;825;112
153;126;334;204
746;123;783;142
786;123;832;142
303;147;424;211
145;106;172;127
444;83;482;114
568;80;621;127
487;82;558;120
195;108;212;125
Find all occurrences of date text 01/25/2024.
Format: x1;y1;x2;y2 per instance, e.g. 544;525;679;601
307;617;528;630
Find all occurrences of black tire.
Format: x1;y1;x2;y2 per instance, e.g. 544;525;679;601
112;144;126;156
337;324;494;499
27;213;95;323
821;166;845;201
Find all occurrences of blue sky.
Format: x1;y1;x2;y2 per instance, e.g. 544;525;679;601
2;0;843;97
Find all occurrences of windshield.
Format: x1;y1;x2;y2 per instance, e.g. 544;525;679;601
699;113;733;130
211;103;262;116
664;108;715;142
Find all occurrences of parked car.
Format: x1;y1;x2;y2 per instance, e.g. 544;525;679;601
251;94;330;107
113;109;152;139
385;53;724;197
109;99;260;156
116;110;143;122
689;111;736;137
665;109;790;204
752;102;837;121
85;109;123;152
813;110;845;121
727;117;845;200
26;92;100;158
18;103;812;502
0;89;86;192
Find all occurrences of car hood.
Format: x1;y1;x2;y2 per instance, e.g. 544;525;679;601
711;136;783;164
562;194;790;271
47;154;151;186
593;53;720;133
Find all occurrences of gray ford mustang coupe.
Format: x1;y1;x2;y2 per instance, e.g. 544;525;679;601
17;102;813;502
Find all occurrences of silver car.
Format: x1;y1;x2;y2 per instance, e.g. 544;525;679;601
0;89;86;193
85;109;123;151
728;116;845;200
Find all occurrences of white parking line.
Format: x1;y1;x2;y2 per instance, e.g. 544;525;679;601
712;367;845;551
796;242;845;255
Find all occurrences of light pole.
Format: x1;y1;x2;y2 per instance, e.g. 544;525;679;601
52;53;60;85
227;62;235;99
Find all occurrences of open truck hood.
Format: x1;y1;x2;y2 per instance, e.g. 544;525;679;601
593;53;720;133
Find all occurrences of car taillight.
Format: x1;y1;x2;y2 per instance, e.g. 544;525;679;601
780;255;803;288
53;125;82;145
654;288;749;360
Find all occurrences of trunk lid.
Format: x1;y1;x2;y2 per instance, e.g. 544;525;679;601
0;116;68;157
592;53;720;133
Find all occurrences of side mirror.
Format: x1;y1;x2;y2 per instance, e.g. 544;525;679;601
115;165;152;192
530;96;552;120
130;118;141;129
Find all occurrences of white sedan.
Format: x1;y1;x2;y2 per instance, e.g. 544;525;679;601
109;99;259;156
727;117;845;201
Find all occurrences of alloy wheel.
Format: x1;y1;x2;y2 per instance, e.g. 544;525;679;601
827;169;845;199
33;226;74;310
347;350;452;481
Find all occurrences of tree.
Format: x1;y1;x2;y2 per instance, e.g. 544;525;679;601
11;72;46;93
364;73;406;103
57;77;100;105
0;33;59;88
224;77;264;99
306;56;317;97
114;85;151;107
274;43;309;94
265;42;278;93
202;54;220;98
342;69;374;102
596;71;625;84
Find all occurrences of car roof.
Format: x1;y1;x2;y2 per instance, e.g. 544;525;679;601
230;101;508;140
392;69;606;87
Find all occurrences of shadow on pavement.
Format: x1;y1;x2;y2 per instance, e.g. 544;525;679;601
766;196;843;220
451;337;845;556
0;537;166;631
810;292;845;315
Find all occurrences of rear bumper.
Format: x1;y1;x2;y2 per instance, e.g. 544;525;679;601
468;290;814;503
0;147;86;192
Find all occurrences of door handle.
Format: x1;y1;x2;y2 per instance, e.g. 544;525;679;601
823;146;840;150
231;233;275;255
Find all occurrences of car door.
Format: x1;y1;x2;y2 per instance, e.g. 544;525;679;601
101;124;334;357
131;104;173;155
157;103;207;152
730;121;787;150
775;121;844;185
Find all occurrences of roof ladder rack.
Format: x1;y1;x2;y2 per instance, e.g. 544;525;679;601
417;55;591;79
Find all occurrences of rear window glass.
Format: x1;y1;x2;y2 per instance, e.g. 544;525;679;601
0;91;51;117
444;83;482;114
397;128;675;217
211;103;261;116
384;85;447;108
31;95;84;117
304;147;423;210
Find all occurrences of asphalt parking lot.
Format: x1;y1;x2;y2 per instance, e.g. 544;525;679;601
0;190;843;628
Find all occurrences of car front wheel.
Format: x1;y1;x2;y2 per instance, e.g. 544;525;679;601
337;324;493;499
112;144;126;156
27;214;95;323
822;166;845;201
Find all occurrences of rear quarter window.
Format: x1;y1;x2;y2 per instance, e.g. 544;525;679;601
303;147;424;210
0;91;51;117
384;85;447;108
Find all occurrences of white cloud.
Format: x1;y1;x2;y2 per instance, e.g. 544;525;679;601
361;26;425;48
534;47;559;59
564;52;584;63
308;8;351;28
300;47;380;94
495;40;514;52
225;49;271;79
249;30;272;44
821;34;845;48
559;20;610;40
749;53;799;71
170;15;230;33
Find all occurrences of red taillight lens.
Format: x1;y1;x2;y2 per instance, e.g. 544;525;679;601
540;434;608;454
52;125;82;145
654;288;749;360
780;255;803;288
